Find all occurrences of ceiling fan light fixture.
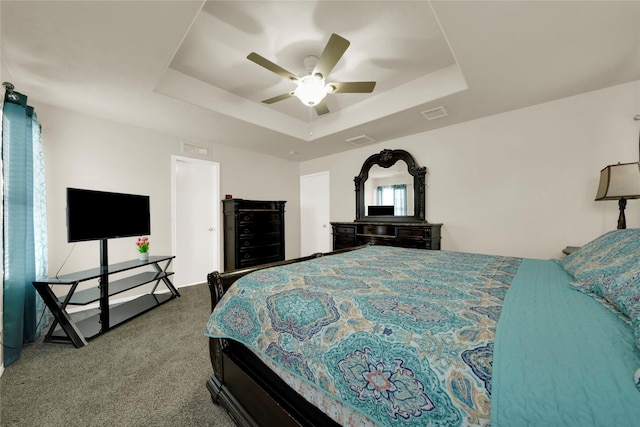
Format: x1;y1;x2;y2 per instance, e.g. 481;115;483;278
248;34;375;114
293;74;328;106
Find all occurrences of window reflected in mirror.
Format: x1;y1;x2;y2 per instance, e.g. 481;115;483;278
376;185;407;215
365;163;414;216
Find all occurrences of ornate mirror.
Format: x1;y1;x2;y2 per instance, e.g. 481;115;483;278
354;149;426;222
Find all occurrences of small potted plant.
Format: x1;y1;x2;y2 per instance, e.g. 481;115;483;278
137;236;149;261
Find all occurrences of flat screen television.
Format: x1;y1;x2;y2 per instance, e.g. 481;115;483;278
66;188;150;243
368;205;395;216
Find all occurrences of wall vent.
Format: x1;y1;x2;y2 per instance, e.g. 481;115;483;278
345;135;375;146
421;106;448;121
182;141;211;158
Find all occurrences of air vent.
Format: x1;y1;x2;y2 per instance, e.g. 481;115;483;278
345;135;376;146
182;141;210;158
421;106;448;121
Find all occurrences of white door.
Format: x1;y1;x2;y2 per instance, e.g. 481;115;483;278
300;171;331;256
172;156;220;286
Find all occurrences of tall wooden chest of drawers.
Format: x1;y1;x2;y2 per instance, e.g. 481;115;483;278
222;199;286;270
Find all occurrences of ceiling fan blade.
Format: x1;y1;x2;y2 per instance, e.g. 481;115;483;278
247;52;299;81
328;81;376;93
262;92;294;104
314;100;330;116
313;34;350;79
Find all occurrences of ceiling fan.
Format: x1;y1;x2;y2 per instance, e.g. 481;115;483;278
247;33;376;116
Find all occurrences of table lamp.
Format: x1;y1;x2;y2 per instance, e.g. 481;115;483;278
595;162;640;229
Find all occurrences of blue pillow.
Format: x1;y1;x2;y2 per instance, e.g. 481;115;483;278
559;229;640;292
593;266;640;349
560;229;640;385
594;267;640;389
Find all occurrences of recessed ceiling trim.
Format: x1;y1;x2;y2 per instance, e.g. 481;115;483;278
155;68;311;140
309;64;468;140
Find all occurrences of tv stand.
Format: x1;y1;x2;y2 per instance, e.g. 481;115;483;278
33;254;179;347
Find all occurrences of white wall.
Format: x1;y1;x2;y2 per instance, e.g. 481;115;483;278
36;102;301;293
301;81;640;259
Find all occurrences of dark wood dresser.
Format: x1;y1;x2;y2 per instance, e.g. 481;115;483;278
222;199;286;270
331;221;442;251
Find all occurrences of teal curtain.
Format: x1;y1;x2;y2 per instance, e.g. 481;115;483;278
2;90;48;367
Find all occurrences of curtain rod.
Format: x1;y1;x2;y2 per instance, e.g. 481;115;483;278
2;82;21;103
2;82;36;121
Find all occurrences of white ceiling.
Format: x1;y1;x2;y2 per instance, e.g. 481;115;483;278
2;1;639;162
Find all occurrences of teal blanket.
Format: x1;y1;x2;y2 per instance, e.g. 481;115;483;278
206;246;521;426
492;259;640;426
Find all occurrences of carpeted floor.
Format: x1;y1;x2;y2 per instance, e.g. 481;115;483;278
0;283;236;426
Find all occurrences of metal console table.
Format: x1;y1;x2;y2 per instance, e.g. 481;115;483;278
33;255;179;347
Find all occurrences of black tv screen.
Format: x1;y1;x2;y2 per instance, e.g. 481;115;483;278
368;205;395;216
66;188;150;242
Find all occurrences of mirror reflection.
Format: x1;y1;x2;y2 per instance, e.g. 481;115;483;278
355;148;426;221
364;163;414;216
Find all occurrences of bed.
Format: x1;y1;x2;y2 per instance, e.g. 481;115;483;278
205;229;640;426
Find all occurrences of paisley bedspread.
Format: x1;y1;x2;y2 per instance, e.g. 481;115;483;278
205;245;522;426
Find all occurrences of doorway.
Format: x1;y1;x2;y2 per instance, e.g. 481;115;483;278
172;156;220;286
300;171;331;256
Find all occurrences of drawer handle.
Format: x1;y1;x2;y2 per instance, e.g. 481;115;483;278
244;228;250;233
243;241;250;246
243;215;250;221
244;253;250;259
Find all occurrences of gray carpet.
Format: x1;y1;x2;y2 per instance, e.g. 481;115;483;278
0;283;236;427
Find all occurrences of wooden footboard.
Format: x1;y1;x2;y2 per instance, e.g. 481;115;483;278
206;247;367;427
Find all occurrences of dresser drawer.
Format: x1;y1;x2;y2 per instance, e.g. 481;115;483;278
238;243;282;263
359;224;394;236
238;232;281;248
397;239;432;249
238;211;281;224
357;236;395;246
239;253;282;268
238;222;281;236
335;225;356;235
334;234;357;249
396;227;431;239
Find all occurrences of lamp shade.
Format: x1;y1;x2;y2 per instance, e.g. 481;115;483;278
595;162;640;200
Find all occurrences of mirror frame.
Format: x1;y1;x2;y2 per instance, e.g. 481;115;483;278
354;149;426;222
